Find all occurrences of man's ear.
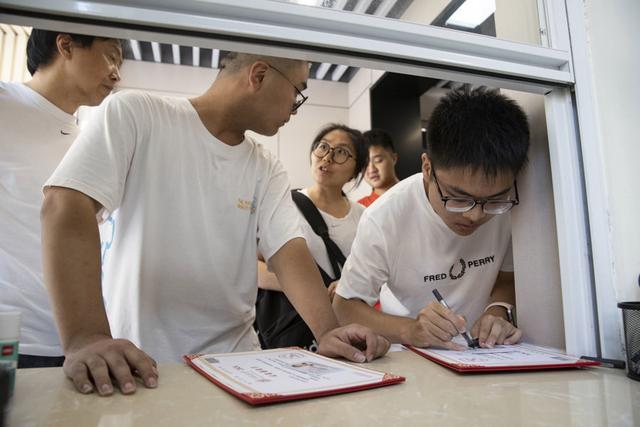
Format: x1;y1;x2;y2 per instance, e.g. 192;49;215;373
421;153;432;177
391;152;398;165
248;61;269;91
56;34;74;60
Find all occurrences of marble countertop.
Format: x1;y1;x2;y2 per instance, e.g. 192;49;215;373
7;349;640;426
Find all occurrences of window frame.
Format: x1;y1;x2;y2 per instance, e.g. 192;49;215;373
0;0;617;358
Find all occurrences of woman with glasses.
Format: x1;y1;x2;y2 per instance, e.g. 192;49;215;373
256;123;368;350
333;89;529;351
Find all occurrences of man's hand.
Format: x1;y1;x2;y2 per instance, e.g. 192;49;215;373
404;301;467;350
317;324;390;362
63;334;158;396
470;313;522;348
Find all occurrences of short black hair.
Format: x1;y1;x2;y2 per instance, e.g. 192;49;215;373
27;30;97;75
363;129;396;154
427;89;530;177
310;123;367;186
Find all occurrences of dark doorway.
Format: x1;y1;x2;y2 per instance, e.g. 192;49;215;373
370;73;438;179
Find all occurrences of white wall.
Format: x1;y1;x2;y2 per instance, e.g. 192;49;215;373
0;24;31;82
507;92;564;349
117;60;217;96
583;0;640;305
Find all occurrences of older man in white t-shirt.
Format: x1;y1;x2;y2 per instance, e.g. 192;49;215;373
0;29;122;368
334;89;529;350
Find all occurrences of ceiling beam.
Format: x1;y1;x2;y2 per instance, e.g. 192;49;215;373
331;0;347;10
353;0;373;14
373;0;396;17
192;46;200;66
150;41;161;63
172;43;180;65
331;64;348;81
211;48;219;68
129;39;141;61
315;62;331;80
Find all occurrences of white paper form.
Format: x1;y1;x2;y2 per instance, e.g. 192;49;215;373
410;338;581;368
190;348;389;396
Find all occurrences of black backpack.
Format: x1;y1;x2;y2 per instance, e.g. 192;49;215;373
255;190;346;350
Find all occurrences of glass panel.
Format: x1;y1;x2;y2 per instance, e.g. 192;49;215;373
2;8;575;359
272;0;544;46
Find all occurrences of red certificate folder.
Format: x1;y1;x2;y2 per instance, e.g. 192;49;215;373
184;348;405;405
406;343;600;373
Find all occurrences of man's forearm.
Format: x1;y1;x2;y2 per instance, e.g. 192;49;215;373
269;238;339;340
333;295;413;344
488;271;516;304
41;187;111;352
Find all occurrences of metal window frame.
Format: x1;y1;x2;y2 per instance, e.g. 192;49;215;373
0;0;610;357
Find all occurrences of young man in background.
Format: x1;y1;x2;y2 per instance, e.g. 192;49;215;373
358;129;400;207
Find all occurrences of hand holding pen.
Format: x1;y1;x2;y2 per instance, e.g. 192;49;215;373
403;289;472;351
432;289;479;349
431;289;522;349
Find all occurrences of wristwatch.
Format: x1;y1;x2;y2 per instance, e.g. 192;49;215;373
484;302;517;327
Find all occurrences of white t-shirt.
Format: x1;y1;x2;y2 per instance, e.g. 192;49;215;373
297;189;364;278
0;82;78;357
336;173;513;326
45;90;302;362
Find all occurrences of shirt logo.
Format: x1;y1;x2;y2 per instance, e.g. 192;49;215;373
449;258;466;280
236;197;257;214
423;255;496;283
60;130;71;135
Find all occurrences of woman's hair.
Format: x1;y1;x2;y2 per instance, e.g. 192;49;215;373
310;123;368;187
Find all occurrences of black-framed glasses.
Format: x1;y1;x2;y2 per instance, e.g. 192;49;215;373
312;140;355;165
432;171;519;215
267;63;308;112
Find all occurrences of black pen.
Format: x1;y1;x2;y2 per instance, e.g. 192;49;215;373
579;355;626;369
432;289;478;348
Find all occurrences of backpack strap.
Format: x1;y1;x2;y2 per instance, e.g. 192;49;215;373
291;190;346;280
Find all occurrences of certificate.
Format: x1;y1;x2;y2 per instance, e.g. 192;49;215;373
407;340;600;373
184;348;405;405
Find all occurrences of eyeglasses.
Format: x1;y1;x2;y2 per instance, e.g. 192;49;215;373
432;171;519;215
266;63;308;112
312;141;355;165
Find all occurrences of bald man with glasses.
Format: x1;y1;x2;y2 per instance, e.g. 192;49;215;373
333;89;529;351
41;52;389;396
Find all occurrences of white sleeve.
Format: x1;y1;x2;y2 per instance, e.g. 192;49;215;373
335;212;390;306
44;92;140;214
500;237;514;272
256;159;304;262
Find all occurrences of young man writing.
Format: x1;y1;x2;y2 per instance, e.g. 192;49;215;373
334;89;529;350
41;52;389;396
0;29;122;368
